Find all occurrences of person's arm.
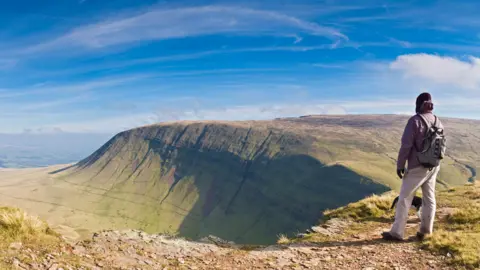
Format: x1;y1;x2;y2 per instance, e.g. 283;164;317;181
397;116;417;170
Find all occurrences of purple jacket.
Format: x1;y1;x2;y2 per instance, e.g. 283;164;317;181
397;112;444;170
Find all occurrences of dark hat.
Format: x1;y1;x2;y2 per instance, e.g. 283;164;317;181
416;92;433;113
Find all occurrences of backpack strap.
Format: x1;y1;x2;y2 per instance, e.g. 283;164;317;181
417;113;432;129
413;114;431;152
430;115;442;132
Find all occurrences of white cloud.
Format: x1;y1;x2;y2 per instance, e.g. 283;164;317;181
390;54;480;89
25;6;347;53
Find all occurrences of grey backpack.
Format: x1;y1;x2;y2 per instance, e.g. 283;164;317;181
416;114;447;169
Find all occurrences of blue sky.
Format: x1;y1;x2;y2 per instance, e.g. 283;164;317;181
1;0;480;134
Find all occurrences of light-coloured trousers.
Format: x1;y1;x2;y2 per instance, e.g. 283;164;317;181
390;166;440;239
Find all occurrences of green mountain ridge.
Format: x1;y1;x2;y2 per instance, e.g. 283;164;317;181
0;115;479;244
57;120;389;244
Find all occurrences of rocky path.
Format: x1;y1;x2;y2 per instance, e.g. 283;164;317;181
62;221;450;270
7;219;452;270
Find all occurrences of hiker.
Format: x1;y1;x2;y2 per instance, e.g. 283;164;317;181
382;92;446;241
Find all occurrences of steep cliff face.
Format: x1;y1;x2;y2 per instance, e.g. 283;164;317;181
59;122;388;244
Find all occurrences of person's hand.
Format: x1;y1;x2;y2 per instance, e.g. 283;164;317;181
397;168;405;179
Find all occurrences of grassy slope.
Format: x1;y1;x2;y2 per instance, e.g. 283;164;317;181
0;115;479;245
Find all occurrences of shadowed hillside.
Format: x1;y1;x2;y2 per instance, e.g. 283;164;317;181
0;115;479;244
56;122;389;244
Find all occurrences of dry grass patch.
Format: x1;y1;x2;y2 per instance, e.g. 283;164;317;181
0;206;56;240
323;191;397;222
423;230;480;269
446;205;480;225
276;234;290;244
0;206;63;268
437;182;480;208
289;192;400;244
422;182;480;269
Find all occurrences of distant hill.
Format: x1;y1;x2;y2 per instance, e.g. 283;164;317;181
0;115;478;244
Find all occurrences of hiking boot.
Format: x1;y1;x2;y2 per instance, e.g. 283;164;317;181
381;232;403;242
416;232;426;241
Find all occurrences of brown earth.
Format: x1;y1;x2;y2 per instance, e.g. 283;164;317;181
4;214;452;270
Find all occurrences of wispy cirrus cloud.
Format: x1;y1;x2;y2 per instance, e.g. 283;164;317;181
23;5;347;54
17;94;91;111
0;75;148;99
26;44;349;77
387;37;411;48
313;63;346;69
0;59;18;70
22;40;480;79
18;50;221;78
